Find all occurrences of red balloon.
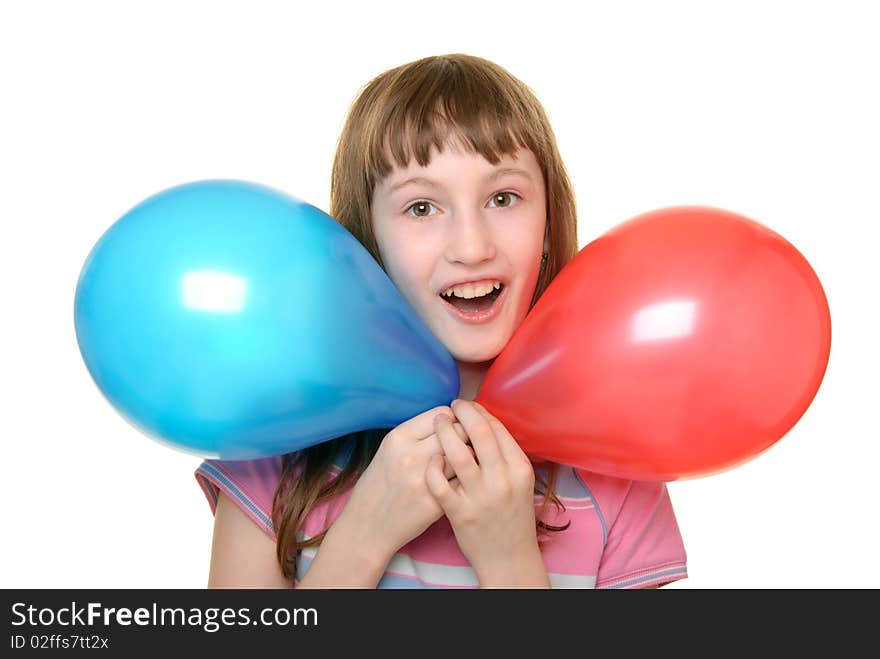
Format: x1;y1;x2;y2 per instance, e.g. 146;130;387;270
476;206;831;481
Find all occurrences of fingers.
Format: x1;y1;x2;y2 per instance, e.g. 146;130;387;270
425;454;462;514
418;421;470;462
392;407;472;479
447;421;468;444
442;455;456;480
471;401;529;465
406;407;466;447
434;412;481;489
440;443;477;479
394;405;455;443
450;400;503;471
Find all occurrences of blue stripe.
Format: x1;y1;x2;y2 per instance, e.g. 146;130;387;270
197;463;274;532
199;475;218;508
540;464;597;500
333;436;357;470
572;467;607;546
604;567;688;589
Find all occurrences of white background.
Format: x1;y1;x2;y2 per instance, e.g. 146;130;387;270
2;0;877;589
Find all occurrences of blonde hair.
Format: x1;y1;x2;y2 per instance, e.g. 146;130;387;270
273;54;579;581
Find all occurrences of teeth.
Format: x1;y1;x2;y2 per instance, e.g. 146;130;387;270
442;280;502;299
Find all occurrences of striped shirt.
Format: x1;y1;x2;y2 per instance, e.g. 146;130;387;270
195;441;687;589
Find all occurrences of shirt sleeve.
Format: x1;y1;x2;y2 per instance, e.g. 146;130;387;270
194;456;284;541
590;474;688;589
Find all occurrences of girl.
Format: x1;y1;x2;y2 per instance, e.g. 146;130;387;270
196;54;688;589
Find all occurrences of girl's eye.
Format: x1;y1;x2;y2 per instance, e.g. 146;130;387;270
405;201;437;218
488;191;520;208
405;192;520;218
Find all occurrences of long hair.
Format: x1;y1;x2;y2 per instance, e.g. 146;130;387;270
272;54;580;581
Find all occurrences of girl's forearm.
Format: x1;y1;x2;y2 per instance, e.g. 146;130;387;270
475;545;551;589
295;507;395;589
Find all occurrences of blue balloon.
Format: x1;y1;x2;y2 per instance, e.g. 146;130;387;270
74;180;459;459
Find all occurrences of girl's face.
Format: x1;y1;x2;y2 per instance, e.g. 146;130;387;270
371;141;547;363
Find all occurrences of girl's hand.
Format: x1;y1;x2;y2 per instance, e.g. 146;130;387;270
340;406;468;561
425;400;550;588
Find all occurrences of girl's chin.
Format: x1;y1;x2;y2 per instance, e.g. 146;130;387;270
447;343;506;366
433;319;514;364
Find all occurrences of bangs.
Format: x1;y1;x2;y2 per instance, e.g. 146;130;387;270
362;58;544;186
330;53;578;309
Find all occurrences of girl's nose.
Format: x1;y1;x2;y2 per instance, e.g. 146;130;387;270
444;208;497;265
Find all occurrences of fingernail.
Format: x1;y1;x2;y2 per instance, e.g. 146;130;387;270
434;413;450;424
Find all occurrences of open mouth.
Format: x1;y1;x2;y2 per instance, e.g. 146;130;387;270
439;282;505;314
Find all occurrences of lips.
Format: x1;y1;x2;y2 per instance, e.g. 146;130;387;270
438;282;508;325
441;279;503;299
436;275;509;296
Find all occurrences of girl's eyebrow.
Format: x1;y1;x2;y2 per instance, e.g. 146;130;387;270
387;167;535;194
